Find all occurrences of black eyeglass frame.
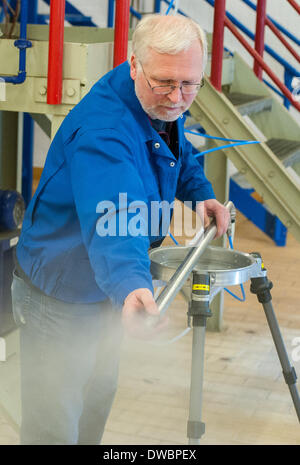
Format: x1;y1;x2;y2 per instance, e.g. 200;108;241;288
139;61;204;95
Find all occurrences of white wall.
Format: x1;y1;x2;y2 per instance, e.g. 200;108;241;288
33;0;299;166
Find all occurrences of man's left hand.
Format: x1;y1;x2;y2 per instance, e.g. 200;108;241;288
196;199;230;238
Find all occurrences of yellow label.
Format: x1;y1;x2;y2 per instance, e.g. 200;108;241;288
261;262;265;269
193;284;210;291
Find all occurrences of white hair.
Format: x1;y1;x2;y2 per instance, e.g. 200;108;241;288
130;14;207;75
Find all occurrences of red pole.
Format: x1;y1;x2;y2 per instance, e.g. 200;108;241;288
113;0;130;68
254;0;266;80
225;17;300;111
47;0;65;105
210;0;226;91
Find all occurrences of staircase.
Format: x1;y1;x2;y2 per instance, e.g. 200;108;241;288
188;48;300;244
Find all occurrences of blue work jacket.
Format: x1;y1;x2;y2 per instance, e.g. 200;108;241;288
16;62;215;306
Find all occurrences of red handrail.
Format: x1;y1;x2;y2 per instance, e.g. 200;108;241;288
47;0;65;105
210;0;300;112
210;0;226;91
254;0;299;81
265;16;300;63
113;0;130;68
225;16;300;111
254;0;266;80
287;0;300;14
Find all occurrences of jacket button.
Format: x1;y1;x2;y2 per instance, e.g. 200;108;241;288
170;161;175;167
154;142;160;149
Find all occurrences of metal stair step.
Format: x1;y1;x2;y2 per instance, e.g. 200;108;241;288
266;138;300;167
224;92;273;115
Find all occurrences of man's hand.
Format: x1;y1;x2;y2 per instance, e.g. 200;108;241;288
196;199;230;238
122;288;168;340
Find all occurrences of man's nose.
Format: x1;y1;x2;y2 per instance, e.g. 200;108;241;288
167;86;182;104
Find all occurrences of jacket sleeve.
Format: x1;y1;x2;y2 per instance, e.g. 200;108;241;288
68;128;154;308
176;136;215;209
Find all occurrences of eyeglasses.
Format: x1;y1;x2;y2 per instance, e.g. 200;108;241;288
139;62;204;95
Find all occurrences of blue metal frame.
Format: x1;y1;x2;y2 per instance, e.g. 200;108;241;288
107;1;143;27
0;1;35;205
130;7;142;20
22;113;34;207
154;0;161;13
28;0;38;24
41;0;97;27
107;0;115;27
160;0;187;16
263;78;285;99
0;0;32;84
229;178;287;246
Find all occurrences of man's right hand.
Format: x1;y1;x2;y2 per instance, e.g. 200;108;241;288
122;288;169;340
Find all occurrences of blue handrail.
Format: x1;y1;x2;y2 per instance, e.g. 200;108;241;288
0;0;32;84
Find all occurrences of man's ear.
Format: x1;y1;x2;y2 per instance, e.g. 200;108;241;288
130;54;137;80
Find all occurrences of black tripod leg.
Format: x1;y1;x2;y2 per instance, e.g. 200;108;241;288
250;275;300;422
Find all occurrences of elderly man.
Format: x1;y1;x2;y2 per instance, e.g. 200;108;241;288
12;14;229;444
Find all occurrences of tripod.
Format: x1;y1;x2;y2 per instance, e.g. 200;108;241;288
150;202;300;445
186;256;300;445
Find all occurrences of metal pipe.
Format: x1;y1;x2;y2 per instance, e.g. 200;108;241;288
155;201;235;315
210;0;226;91
154;0;161;13
113;0;130;68
253;0;266;80
1;0;32;84
47;0;65;105
130;6;142;20
21;113;34;205
107;0;115;27
17;112;24;194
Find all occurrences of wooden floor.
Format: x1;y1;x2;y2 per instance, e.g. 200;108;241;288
1;211;300;445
